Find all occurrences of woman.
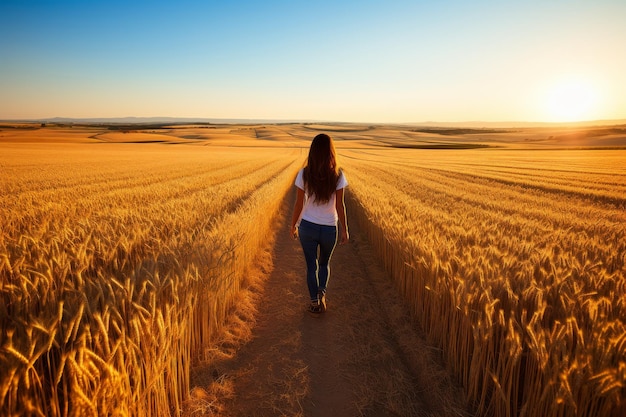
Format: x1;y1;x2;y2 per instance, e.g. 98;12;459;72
291;133;349;314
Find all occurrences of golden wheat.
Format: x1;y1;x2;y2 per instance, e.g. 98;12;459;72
340;147;625;417
0;142;300;416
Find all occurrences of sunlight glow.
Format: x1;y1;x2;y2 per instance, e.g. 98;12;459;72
543;77;600;122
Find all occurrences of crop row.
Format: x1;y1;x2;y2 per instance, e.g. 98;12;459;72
340;148;626;417
0;144;300;416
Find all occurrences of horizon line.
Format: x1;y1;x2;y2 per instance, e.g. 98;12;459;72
2;116;626;128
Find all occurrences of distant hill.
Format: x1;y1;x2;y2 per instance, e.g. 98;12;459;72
8;116;303;125
405;119;626;128
1;116;625;128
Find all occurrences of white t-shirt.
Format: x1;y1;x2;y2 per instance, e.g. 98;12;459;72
295;168;348;226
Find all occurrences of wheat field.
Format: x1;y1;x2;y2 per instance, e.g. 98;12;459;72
0;131;301;416
1;123;625;416
339;146;626;417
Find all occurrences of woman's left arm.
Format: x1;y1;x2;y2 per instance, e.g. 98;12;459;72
335;188;349;244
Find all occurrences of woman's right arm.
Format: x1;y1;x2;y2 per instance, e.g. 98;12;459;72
291;187;305;239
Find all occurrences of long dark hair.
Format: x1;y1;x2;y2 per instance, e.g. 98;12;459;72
303;133;340;204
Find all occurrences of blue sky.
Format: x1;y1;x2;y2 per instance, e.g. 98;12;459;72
1;0;625;123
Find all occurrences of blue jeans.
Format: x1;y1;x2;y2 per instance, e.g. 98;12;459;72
298;219;338;301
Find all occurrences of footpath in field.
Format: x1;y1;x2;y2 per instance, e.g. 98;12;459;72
186;191;468;417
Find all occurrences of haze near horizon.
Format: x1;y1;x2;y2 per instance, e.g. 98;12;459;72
1;0;625;124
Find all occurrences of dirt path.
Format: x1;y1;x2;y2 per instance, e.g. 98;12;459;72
186;190;468;417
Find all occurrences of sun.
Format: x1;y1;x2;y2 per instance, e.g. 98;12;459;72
542;77;600;123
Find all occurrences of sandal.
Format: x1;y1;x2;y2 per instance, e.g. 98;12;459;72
317;290;327;313
308;300;323;314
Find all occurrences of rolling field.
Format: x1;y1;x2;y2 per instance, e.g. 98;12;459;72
339;147;625;417
1;123;625;416
0;130;301;416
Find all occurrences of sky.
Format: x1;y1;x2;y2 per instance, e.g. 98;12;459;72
1;0;625;123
